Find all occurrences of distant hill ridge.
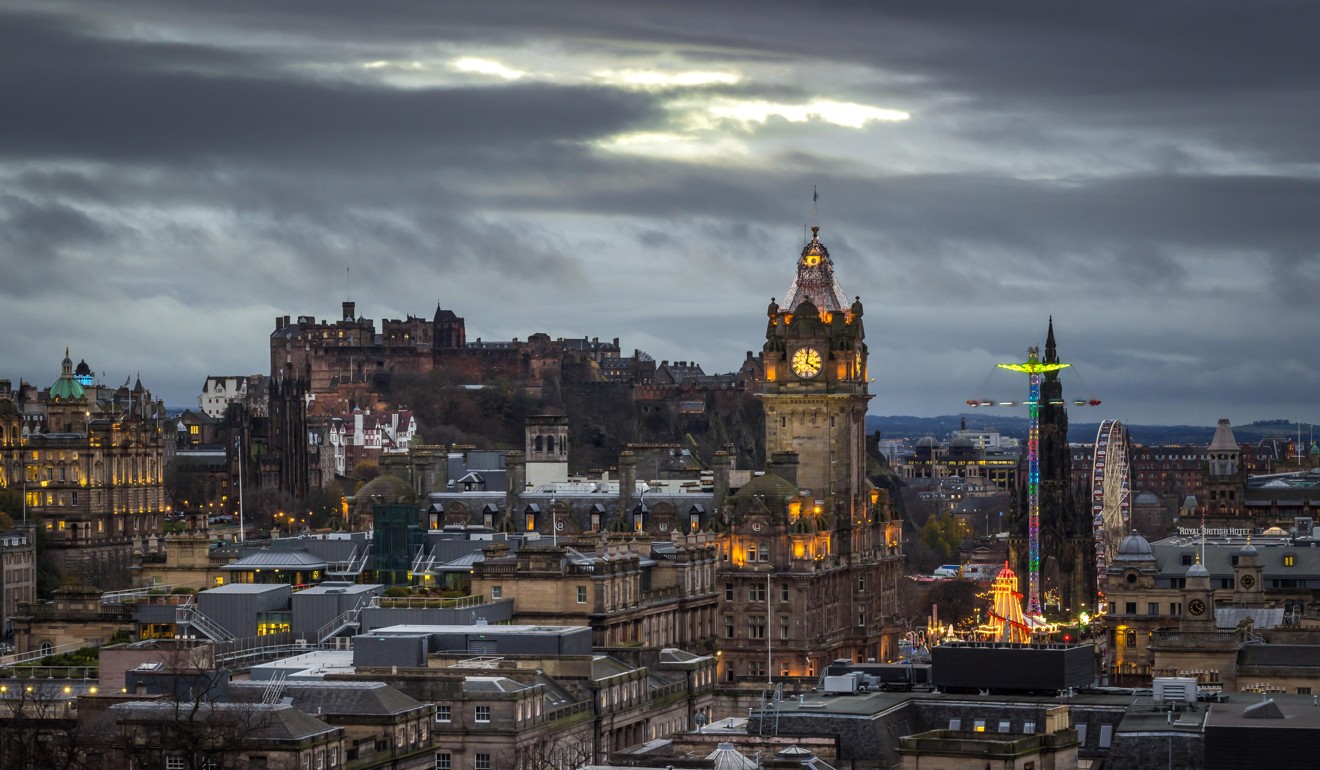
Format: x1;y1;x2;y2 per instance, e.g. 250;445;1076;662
866;414;1315;447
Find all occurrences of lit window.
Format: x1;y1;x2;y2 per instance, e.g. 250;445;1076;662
1284;554;1296;567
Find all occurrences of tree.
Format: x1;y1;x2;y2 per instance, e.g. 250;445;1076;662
107;643;279;770
919;514;968;564
927;579;982;628
0;490;19;529
0;680;93;770
499;728;596;770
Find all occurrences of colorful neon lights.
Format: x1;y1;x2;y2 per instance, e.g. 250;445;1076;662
998;348;1069;617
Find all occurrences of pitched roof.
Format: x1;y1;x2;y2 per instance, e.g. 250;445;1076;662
231;680;426;716
1209;419;1239;452
221;549;328;571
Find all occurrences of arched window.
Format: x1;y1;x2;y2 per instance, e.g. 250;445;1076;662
545;436;555;454
534;435;543;453
40;641;53;656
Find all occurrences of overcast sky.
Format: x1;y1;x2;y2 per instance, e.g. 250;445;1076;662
3;1;1317;428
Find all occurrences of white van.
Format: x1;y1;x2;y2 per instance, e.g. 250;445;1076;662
933;564;960;579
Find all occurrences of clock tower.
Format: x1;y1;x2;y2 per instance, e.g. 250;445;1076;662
761;226;870;529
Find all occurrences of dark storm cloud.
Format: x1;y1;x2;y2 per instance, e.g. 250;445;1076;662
2;0;1317;427
0;9;659;166
0;194;107;262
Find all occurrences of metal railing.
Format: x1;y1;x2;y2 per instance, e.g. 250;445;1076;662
370;593;487;610
0;665;99;680
0;642;90;668
101;585;173;604
261;671;289;704
317;600;366;643
411;545;438;576
175;603;237;642
327;545;370;576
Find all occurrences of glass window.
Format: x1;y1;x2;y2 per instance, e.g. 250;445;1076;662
577;586;587;604
475;706;490;723
434;754;450;770
475;754;491;770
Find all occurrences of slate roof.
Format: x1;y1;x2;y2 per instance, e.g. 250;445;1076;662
463;676;530;694
230;680;426;716
106;701;338;742
1209;419;1239;452
221;549;328;571
592;655;639;681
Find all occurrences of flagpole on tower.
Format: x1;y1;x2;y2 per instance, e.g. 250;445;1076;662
812;186;818;227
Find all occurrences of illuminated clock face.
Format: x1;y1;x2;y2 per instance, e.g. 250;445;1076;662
792;347;823;378
1240;574;1255;589
1188;599;1206;616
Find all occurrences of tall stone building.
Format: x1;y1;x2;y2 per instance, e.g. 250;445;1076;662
0;351;169;587
719;226;903;681
1204;418;1245;526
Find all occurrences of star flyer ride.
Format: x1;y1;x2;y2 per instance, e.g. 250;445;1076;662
968;342;1098;618
995;347;1067;617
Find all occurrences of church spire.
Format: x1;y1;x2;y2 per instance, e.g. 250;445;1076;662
1044;316;1058;364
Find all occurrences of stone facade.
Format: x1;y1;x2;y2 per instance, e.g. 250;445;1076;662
0;526;37;639
1;352;169;588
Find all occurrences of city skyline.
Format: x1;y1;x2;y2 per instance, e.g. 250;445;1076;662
3;1;1318;426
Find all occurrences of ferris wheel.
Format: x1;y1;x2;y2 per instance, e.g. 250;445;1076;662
1092;419;1131;606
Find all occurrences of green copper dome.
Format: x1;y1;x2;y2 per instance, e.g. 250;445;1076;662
49;348;86;402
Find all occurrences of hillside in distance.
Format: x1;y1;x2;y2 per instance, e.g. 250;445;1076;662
867;414;1313;447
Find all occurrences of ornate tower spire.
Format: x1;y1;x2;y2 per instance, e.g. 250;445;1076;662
784;226;848;312
1044;316;1058;364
